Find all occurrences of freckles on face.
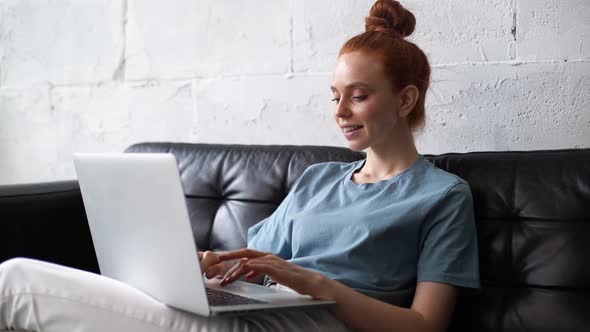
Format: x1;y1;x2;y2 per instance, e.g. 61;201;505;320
331;52;397;117
331;52;401;149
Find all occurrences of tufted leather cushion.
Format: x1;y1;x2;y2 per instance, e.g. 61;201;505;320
125;143;590;332
428;149;590;332
1;143;588;332
125;143;365;252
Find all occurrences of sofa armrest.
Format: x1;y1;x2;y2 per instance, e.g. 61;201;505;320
0;180;99;273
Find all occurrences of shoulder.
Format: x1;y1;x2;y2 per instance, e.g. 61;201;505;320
415;162;474;226
413;159;473;216
420;158;471;197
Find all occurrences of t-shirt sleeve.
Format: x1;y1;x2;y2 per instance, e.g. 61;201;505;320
417;182;480;289
246;177;301;260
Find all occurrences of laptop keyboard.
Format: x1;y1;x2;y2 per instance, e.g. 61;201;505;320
206;288;265;306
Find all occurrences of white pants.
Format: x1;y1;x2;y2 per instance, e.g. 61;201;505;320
0;258;350;332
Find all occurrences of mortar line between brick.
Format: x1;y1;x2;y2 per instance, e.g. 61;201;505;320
48;83;55;113
288;0;295;74
509;0;518;61
511;0;517;42
112;0;128;81
31;58;590;89
431;58;590;67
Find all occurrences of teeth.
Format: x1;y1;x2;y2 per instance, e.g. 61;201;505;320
344;126;362;133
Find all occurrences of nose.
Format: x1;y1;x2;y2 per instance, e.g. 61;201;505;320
334;100;351;119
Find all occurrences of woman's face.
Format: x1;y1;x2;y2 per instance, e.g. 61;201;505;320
331;51;406;152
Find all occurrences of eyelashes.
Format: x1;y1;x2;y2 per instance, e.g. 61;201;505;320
331;95;368;103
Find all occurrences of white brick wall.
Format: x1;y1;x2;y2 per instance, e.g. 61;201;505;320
0;0;588;184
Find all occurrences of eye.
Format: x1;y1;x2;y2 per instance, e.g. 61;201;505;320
352;95;367;101
331;97;340;103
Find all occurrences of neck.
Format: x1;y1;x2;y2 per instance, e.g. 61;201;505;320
361;128;419;180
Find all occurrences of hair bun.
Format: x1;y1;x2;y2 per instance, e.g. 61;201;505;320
365;0;416;38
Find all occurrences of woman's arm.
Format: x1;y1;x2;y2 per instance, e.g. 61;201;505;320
217;249;457;332
318;278;457;332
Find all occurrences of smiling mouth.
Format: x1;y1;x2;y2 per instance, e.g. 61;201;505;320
342;125;363;133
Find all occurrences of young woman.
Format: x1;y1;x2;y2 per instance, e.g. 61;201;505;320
0;1;479;331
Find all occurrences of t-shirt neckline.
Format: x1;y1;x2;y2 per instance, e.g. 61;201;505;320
343;155;429;191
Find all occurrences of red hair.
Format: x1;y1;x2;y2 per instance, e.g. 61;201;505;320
339;0;430;131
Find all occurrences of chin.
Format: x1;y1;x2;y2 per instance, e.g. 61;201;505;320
346;140;369;152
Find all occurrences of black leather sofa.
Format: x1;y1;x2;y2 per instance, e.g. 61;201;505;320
1;142;589;332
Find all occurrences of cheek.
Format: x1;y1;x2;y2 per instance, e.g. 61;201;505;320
360;100;392;122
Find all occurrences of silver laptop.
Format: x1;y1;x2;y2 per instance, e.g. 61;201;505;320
73;153;334;316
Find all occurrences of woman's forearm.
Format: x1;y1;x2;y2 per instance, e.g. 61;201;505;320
215;249;447;332
315;277;434;332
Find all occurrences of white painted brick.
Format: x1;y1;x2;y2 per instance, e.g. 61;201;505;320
192;75;346;146
45;80;194;182
409;0;515;63
0;0;124;87
292;0;373;72
416;61;590;153
293;0;515;72
126;0;291;79
1;1;589;185
0;85;61;184
517;0;590;60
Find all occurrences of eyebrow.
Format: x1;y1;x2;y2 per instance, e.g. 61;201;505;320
330;82;371;92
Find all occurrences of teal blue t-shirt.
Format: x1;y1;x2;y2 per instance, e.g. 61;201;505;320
247;155;480;307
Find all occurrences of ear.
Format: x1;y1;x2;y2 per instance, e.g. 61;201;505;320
398;85;419;118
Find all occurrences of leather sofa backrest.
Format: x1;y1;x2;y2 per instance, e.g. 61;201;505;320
126;143;590;332
126;143;365;252
424;149;590;332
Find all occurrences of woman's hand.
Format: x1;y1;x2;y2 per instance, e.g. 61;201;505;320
217;248;332;300
198;250;235;279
